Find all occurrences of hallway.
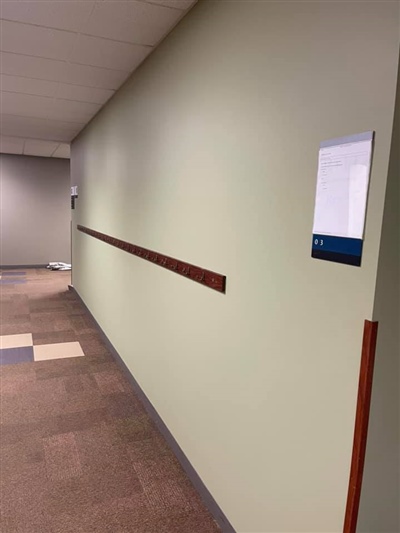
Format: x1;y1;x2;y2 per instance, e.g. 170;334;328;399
0;269;220;533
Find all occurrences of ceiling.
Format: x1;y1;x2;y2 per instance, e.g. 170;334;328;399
0;0;197;159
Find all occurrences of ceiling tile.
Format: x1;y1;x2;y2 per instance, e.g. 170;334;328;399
24;139;59;157
52;143;71;159
0;52;65;81
0;74;58;97
84;0;183;45
70;34;151;71
1;93;97;126
60;62;130;89
1;92;52;120
48;99;101;123
0;0;197;148
0;114;84;142
0;20;76;61
0;52;129;90
0;135;24;155
56;83;115;105
0;1;95;33
145;0;197;10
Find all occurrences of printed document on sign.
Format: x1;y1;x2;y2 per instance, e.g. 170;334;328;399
312;137;373;239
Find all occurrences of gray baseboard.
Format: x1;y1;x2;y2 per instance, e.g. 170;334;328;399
0;264;48;269
69;285;236;533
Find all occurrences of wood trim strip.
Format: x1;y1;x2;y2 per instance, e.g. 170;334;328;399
77;225;226;293
343;320;379;533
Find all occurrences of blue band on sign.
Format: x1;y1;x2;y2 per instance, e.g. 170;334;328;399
312;235;363;267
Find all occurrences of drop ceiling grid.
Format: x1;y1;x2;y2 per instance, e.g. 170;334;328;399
0;135;71;158
0;0;197;157
0;0;99;145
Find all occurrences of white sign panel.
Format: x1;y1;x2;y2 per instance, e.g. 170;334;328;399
313;133;373;239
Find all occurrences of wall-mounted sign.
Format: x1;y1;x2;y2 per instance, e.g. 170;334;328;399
71;186;78;209
312;131;374;266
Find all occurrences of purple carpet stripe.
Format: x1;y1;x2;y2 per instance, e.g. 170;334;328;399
0;346;34;365
0;279;27;285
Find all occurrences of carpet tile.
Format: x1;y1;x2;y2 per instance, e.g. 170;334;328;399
0;269;220;532
0;346;34;365
43;432;82;481
33;341;85;361
0;332;33;348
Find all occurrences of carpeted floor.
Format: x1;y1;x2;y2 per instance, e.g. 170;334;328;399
0;268;220;533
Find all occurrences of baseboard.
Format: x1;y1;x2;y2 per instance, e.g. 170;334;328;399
69;285;236;533
0;264;48;269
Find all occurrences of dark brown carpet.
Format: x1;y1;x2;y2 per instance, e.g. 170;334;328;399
0;269;220;533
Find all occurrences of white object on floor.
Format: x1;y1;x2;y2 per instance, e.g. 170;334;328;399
46;262;71;271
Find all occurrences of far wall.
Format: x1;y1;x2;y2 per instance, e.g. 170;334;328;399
0;154;71;266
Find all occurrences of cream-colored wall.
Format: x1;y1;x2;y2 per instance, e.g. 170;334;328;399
357;55;400;533
71;1;399;531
